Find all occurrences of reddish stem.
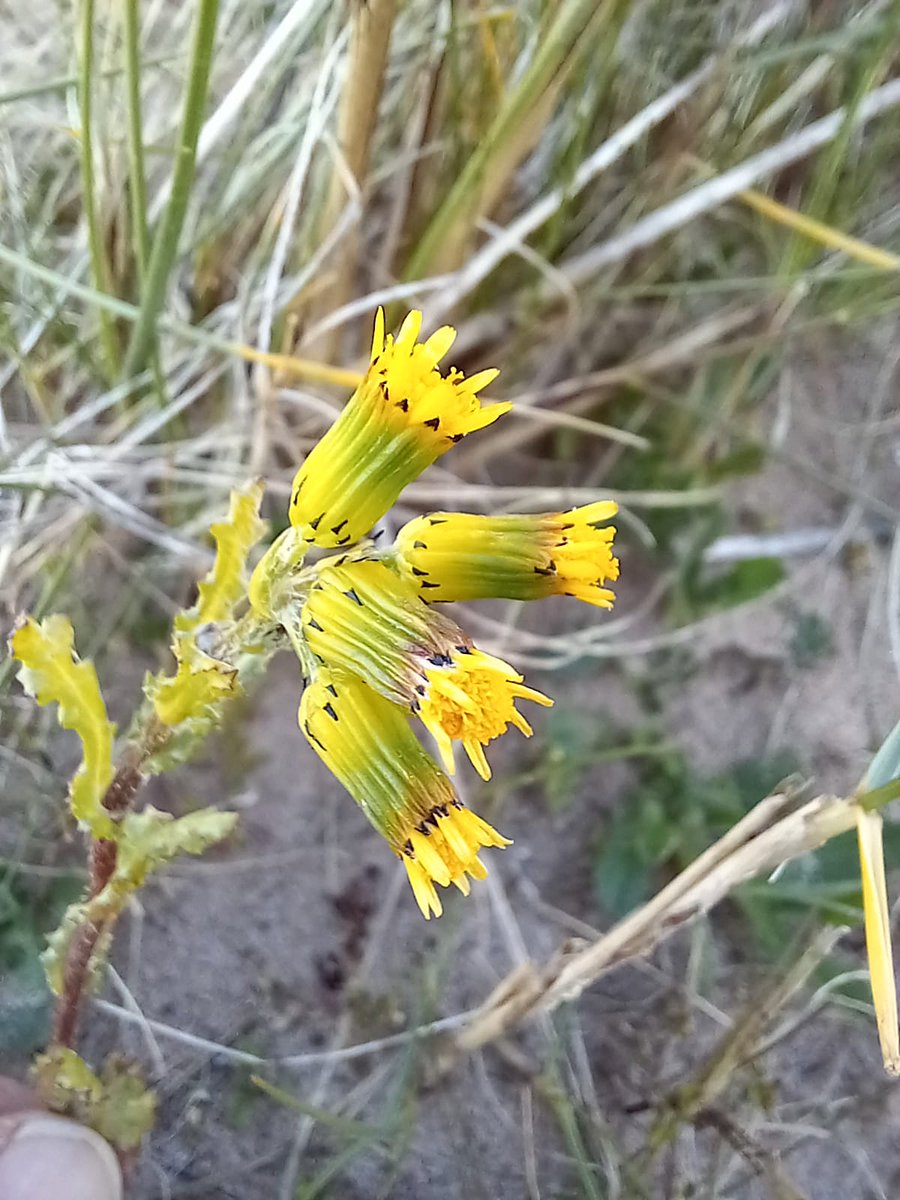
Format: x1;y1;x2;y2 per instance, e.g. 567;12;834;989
51;748;150;1048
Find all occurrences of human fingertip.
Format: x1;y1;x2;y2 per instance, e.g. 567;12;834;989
0;1112;122;1200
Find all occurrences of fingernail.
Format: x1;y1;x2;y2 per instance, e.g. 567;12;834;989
0;1113;123;1200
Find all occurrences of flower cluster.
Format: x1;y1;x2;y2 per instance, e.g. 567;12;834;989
250;311;619;918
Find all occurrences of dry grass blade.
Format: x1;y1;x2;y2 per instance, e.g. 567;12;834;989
457;305;760;470
424;2;794;322
453;786;877;1057
301;0;397;344
561;77;900;286
642;924;842;1199
686;152;900;271
406;0;627;277
733;186;900;271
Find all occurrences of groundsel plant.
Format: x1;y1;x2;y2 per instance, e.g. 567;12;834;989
252;308;619;917
8;309;619;1145
9;308;900;1149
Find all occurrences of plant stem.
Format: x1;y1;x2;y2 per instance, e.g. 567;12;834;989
452;778;900;1060
122;0;169;410
52;730;164;1048
77;0;120;381
122;0;220;379
299;0;397;350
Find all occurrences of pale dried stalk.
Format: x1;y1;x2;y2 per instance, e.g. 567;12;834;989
660;926;844;1126
328;0;396;219
300;0;396;349
455;787;862;1055
455;304;761;472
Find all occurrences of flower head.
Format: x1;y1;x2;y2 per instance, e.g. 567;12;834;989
417;647;553;780
289;310;508;549
301;558;468;707
266;311;623;920
300;669;510;917
393;501;619;607
301;559;551;778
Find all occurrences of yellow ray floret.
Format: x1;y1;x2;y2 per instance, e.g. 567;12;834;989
403;803;511;919
369;308;507;439
549;501;620;607
418;648;553;781
289;309;509;548
299;669;510;918
393;500;619;607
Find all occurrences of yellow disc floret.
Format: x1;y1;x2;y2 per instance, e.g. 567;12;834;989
418;648;553;781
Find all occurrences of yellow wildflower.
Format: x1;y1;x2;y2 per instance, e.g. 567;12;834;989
393;501;619;607
289;309;509;548
261;311;623;919
301;559;551;778
300;670;510;917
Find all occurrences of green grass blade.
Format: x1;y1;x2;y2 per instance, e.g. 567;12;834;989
863;725;900;793
122;0;220;379
0;55;181;107
404;0;628;278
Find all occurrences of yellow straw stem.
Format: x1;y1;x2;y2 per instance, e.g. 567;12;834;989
687;153;899;272
736;185;900;271
226;341;363;389
476;0;506;101
856;807;900;1075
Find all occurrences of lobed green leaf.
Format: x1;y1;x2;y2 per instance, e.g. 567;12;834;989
10;615;116;838
148;658;238;727
35;1048;155;1151
108;805;238;896
149;481;266;730
180;479;267;634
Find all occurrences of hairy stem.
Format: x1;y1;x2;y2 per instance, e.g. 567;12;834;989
52;730;163;1048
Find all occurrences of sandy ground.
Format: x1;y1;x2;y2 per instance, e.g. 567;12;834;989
3;327;900;1198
